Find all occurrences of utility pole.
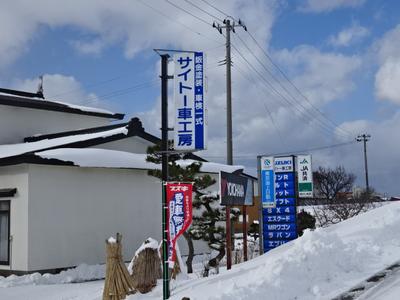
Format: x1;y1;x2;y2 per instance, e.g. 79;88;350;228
356;134;371;192
213;17;247;270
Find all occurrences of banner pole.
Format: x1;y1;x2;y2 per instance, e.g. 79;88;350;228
160;54;170;300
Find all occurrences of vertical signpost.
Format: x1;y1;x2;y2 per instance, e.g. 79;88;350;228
297;155;313;198
174;52;206;151
262;156;298;252
157;50;206;300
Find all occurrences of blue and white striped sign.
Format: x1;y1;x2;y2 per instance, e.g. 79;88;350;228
174;52;207;151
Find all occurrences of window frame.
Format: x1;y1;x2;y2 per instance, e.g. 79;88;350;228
0;200;10;265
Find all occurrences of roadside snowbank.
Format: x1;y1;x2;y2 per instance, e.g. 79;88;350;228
168;202;400;299
0;264;105;288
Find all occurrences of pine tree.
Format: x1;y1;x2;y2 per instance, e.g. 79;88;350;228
146;143;238;275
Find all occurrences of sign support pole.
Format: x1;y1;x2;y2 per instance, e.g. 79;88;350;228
160;54;170;300
257;156;264;254
243;205;247;261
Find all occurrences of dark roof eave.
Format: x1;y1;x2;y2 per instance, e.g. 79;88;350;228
0;93;124;120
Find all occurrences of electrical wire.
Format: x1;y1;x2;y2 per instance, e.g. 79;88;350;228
234;33;350;139
165;0;213;26
137;0;220;43
230;41;346;140
245;31;354;137
198;0;235;20
201;140;357;159
231;55;287;148
47;75;125;99
183;0;224;22
193;0;353;137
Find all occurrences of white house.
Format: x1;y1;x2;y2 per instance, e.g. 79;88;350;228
0;88;255;275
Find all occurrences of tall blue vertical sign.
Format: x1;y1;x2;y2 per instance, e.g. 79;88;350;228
263;156;298;252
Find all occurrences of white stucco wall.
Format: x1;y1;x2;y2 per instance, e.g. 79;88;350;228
27;164;162;271
0;165;29;271
94;136;153;154
0;105;112;144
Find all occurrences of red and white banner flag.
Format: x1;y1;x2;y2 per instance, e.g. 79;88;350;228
166;182;193;266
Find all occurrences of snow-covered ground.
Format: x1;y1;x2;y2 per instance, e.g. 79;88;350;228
1;202;400;300
357;268;400;300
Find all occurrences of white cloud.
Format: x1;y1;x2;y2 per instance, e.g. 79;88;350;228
70;39;106;56
374;24;400;105
328;23;369;47
299;0;365;13
0;0;278;69
275;45;362;106
11;74;108;109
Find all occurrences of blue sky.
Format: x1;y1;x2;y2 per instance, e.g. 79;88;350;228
1;0;400;195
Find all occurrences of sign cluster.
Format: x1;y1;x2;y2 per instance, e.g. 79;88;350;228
260;155;313;252
173;52;206;151
262;156;297;252
166;182;193;266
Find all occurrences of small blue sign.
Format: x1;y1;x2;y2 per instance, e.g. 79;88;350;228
275;172;294;182
275;198;296;206
263;206;296;215
275;181;294;190
264;240;289;249
264;214;296;224
275;189;295;198
261;169;275;207
264;223;297;232
265;231;297;239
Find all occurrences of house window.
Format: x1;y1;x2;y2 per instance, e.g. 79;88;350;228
0;201;10;265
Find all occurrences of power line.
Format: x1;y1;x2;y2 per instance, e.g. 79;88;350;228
230;41;345;140
231;55;287;148
244;31;353;137
47;75;125;99
202;140;357;159
194;0;353;137
198;0;235;20
164;0;212;26
183;0;223;22
234;33;350;139
137;0;220;43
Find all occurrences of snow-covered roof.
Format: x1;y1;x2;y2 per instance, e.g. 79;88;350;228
176;159;244;173
0;127;129;159
0;90;124;119
36;148;245;174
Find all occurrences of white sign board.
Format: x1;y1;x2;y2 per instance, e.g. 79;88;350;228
297;155;313;198
274;156;294;173
173;52;206;151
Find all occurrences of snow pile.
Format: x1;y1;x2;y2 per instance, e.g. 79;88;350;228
0;264;105;288
169;202;400;299
133;238;159;258
107;236;117;244
127;238;160;274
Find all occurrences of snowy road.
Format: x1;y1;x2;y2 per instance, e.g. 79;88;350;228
356;268;400;300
